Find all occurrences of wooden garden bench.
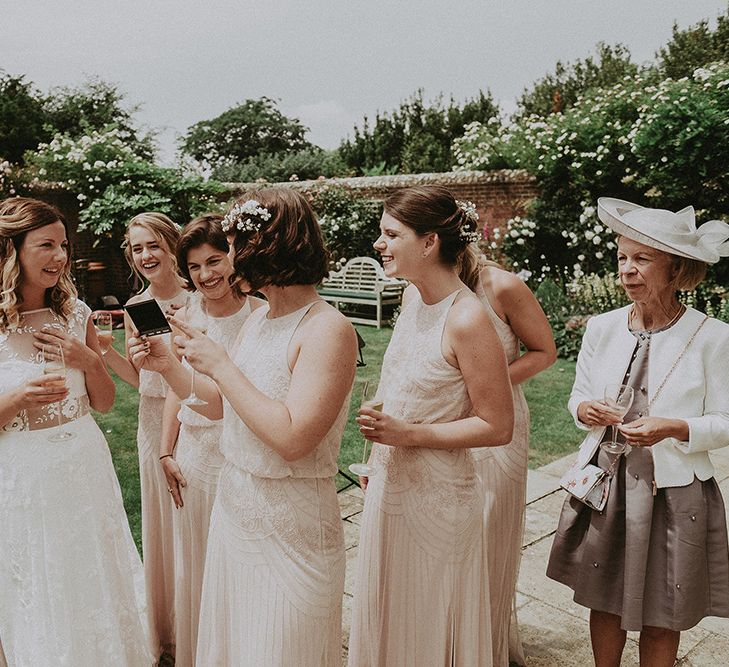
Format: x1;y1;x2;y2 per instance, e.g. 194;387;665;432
317;257;407;328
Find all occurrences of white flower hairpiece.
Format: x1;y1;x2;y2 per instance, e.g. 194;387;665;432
221;199;272;234
455;200;481;243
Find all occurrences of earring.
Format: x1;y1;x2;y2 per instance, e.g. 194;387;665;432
422;251;428;258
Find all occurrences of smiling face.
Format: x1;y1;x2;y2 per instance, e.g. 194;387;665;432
373;211;432;280
129;224;174;284
185;242;234;300
18;221;69;292
617;236;676;303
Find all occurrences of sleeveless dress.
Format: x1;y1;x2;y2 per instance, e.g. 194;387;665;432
348;289;491;667
196;302;349;666
472;278;529;666
135;287;187;657
0;302;153;666
172;297;253;667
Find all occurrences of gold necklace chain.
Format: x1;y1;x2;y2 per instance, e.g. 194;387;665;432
629;302;685;332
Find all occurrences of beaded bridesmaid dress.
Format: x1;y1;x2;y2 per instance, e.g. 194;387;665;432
196;302;349;666
171;297;253;667
348;289;491;667
472;277;529;666
135;287;187;657
0;302;153;666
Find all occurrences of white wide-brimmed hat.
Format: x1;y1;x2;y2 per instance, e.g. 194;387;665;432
597;197;729;264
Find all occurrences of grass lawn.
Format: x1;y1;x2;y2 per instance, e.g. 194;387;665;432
96;327;583;548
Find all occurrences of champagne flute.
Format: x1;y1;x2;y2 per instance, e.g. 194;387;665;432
180;296;208;407
42;343;76;442
349;380;383;477
95;311;114;353
601;383;635;455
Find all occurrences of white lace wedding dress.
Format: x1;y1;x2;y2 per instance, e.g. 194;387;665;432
0;302;153;666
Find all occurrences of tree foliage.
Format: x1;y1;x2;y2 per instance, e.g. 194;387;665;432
181;97;312;175
657;7;729;79
516;43;640;118
214;146;348;183
0;71;50;163
339;89;499;175
44;78;154;159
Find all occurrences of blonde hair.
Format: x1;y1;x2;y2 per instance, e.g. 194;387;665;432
0;197;77;332
122;212;182;292
670;255;707;292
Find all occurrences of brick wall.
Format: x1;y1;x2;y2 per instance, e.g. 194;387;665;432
226;169;539;236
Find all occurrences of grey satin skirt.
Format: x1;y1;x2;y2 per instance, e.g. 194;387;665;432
547;446;729;631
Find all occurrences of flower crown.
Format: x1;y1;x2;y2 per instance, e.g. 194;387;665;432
221;199;272;234
455;200;481;243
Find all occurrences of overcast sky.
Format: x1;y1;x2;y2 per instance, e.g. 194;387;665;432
3;1;726;162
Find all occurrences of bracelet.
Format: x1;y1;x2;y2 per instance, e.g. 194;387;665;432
159;454;173;461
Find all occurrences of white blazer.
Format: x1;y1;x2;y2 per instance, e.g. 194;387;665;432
569;305;729;488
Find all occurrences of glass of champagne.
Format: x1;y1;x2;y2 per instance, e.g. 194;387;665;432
601;383;635;455
95;311;114;353
180;296;208;407
349;380;382;477
42;343;76;442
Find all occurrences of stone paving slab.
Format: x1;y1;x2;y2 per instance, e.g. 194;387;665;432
338;449;729;665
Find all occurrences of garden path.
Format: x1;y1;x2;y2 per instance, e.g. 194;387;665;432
337;449;729;665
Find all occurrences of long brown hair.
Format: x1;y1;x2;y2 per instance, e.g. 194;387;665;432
383;185;481;291
0;197;77;331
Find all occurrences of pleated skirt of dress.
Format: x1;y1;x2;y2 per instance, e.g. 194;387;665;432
196;462;345;666
473;387;530;667
137;394;176;656
547;446;729;631
348;446;491;667
172;421;224;667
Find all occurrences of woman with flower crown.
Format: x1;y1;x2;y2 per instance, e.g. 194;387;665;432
0;197;153;666
129;189;357;666
347;185;514;666
101;212;186;660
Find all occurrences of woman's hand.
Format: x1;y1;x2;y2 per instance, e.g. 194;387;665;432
161;457;187;508
618;416;689;447
576;400;625;427
127;331;172;373
356;406;413;447
168;315;229;379
14;375;69;410
33;328;96;371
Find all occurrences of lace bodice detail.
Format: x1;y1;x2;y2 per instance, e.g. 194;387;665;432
137;288;187;398
178;297;254;427
379;289;471;425
475;277;520;363
0;301;92;432
220;303;349;478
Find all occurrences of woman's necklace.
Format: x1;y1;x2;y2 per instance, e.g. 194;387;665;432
629;302;685;332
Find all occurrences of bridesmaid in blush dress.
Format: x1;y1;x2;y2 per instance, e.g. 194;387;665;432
348;186;514;667
130;189;358;666
157;214;264;667
101;212;185;660
473;262;556;666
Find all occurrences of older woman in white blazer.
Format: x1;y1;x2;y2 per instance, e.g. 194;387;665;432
547;198;729;667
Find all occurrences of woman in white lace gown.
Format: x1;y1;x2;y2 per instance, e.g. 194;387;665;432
130;189;358;666
472;263;556;666
348;186;514;667
101;212;186;659
157;214;265;666
0;197;152;666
